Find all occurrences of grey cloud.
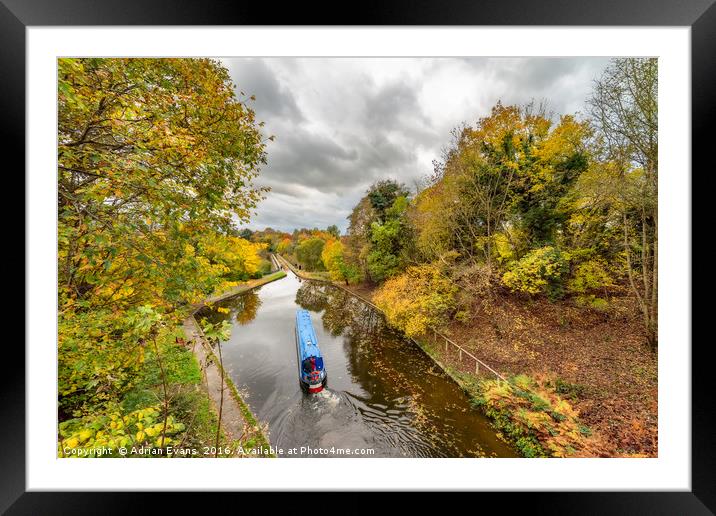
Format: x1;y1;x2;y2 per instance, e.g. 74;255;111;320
482;57;611;117
224;58;303;122
226;57;612;233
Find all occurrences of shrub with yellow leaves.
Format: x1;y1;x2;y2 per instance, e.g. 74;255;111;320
374;262;458;338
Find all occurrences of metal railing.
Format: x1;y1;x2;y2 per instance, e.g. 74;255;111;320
424;328;507;382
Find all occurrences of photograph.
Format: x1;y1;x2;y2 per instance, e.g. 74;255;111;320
57;55;659;460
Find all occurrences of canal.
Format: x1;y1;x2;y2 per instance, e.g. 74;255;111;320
197;271;517;457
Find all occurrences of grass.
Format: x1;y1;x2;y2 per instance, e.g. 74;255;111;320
119;332;232;456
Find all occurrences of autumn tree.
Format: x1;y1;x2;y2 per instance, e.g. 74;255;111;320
588;58;658;348
412;103;590;278
321;239;361;284
58;58;268;429
374;263;459;337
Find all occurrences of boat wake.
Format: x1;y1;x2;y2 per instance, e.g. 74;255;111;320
314;388;341;408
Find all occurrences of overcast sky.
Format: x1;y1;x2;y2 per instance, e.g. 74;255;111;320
221;57;612;234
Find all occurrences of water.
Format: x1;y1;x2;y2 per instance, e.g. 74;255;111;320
197;271;517;458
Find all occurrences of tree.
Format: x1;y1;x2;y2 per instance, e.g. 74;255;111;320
295;237;326;271
326;225;340;238
57;58;267;425
367;179;410;222
200;235;266;282
276;237;293;255
58;58;268;310
344;196;376;279
344;180;410;281
366;196;410;283
321;239;362;284
589;58;658;348
412;104;590;273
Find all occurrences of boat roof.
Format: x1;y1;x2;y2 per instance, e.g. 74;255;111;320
296;309;321;359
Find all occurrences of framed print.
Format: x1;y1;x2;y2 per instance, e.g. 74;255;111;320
6;0;713;512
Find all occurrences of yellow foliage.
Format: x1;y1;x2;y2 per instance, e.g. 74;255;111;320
374;263;458;337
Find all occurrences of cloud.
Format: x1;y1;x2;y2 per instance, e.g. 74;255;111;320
223;58;303;122
221;57;611;233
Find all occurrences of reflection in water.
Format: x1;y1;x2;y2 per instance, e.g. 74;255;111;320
197;272;517;458
235;290;261;325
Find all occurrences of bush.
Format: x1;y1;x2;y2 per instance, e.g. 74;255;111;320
373;263;458;337
474;375;603;457
261;259;273;274
501;246;569;299
567;258;615;308
366;249;400;283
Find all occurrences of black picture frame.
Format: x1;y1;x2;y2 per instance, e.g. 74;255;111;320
5;0;712;512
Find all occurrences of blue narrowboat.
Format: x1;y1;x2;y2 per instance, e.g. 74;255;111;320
295;309;327;393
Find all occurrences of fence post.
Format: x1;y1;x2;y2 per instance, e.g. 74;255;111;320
459;348;462;361
444;337;448;352
475;360;479;375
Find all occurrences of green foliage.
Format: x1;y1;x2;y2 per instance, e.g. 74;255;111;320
374;262;458;337
343;181;411;281
59;328;211;457
365;196;410;283
502;246;570;299
200;319;233;343
367;180;410;222
295;237;326;271
366;248;400;283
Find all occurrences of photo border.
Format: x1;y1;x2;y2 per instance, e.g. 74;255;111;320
6;0;712;511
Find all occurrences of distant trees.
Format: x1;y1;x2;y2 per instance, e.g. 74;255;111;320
326;224;341;238
296;238;326;271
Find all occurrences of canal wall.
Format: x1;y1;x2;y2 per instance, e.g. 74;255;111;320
183;270;287;457
200;270;287;306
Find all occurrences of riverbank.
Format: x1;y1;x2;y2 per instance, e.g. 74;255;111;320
340;280;656;457
184;270;288;457
183;316;273;456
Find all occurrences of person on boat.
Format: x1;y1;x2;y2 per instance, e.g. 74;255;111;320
309;356;316;372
